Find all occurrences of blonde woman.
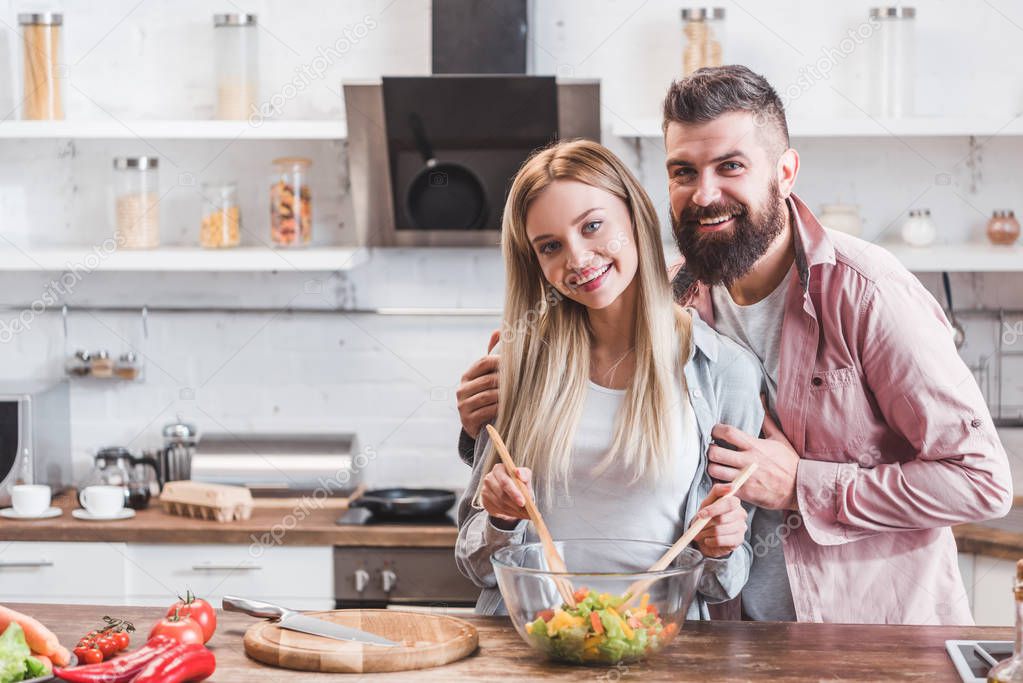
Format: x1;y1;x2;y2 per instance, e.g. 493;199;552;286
455;139;764;618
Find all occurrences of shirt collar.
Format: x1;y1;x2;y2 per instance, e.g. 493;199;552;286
686;307;719;363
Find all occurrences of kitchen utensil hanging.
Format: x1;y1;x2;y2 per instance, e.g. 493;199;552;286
61;304;147;381
404;112;488;231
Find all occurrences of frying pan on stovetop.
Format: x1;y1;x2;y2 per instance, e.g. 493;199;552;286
404;113;489;231
348;488;456;519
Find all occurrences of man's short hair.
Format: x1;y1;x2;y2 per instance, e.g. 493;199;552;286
662;65;790;159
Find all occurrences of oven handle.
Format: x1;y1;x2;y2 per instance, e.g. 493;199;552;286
0;560;54;568
191;564;262;572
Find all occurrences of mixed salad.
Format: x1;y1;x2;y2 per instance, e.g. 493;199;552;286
524;588;677;664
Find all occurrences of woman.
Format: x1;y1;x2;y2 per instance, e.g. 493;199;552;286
455;139;764;618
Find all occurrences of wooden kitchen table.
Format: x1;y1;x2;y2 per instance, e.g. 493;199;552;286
10;602;1013;681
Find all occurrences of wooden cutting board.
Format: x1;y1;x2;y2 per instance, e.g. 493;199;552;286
242;609;478;673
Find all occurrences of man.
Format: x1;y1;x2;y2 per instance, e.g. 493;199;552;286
456;65;1013;624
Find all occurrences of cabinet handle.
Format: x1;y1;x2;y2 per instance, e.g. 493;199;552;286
190;564;262;572
0;560;54;568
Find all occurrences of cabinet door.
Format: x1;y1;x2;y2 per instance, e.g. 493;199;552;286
124;544;333;610
972;556;1017;626
0;542;128;604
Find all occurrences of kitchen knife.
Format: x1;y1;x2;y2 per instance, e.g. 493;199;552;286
222;595;400;647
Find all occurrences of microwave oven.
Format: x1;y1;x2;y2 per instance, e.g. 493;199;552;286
0;381;72;506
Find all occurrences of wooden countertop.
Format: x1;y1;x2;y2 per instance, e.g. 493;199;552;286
954;501;1023;561
10;602;1013;681
0;496;457;547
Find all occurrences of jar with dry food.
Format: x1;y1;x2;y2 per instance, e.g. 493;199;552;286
200;182;241;248
213;13;259;120
90;350;113;378
681;8;725;76
19;12;64;120
114;352;140;380
114;156;160;249
987;209;1020;246
869;7;916;118
270;157;312;247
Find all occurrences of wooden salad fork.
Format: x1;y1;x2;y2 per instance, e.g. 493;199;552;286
622;462;758;608
485;424;577;608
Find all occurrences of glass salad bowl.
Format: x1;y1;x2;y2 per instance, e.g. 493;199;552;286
491;539;704;666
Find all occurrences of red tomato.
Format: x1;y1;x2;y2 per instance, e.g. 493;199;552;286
166;593;216;643
96;634;118;658
113;630;131;650
148;614;205;646
80;647;104;665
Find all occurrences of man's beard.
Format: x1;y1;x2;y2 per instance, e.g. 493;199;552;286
671;180;787;287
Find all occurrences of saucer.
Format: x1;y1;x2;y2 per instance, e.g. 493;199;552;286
0;506;62;520
72;508;136;521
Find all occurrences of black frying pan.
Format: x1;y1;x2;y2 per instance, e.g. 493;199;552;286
404;113;488;230
348;487;456;519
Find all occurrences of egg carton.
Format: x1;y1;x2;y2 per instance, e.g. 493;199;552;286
159;481;253;523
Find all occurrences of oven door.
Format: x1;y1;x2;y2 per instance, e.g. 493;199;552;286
0;398;24;503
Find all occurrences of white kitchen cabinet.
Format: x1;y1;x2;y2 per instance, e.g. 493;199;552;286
0;542;130;604
970;555;1018;626
124;544;333;610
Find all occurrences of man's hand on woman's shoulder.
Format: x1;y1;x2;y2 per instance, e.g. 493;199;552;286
457;330;501;439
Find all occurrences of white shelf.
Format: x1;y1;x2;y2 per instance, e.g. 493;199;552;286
0;246;367;272
613;116;1023;139
0;120;347;140
882;243;1023;272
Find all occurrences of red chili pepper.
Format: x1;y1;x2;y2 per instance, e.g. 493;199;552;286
131;642;216;683
55;637;175;683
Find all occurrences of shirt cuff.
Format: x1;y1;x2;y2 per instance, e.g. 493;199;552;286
458;428;477;465
795;458;851;546
484;517;526;545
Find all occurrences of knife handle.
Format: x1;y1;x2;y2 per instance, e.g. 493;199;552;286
222;595;289;619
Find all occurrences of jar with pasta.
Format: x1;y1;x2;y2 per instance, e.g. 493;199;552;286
19;12;64;120
270;157;312;247
200;182;241;248
681;7;725;76
114;157;160;249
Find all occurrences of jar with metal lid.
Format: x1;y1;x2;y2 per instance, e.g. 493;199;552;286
270;157;312;247
681;8;725;76
213;13;259;120
869;7;916;118
987;210;1020;246
90;350;113;378
200;182;241;248
66;349;91;377
19;12;64;120
114;352;140;380
113;156;160;249
901;208;935;247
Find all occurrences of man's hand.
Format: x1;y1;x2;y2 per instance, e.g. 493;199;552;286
456;330;501;439
693;483;748;558
707;411;800;511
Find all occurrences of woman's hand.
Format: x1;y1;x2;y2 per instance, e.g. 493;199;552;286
693;483;748;558
482;463;532;529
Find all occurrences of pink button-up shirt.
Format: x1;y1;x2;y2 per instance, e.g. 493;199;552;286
670;194;1014;624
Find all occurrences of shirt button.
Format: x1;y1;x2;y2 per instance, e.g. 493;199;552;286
971;418;982;428
692;389;702;399
811;377;824;387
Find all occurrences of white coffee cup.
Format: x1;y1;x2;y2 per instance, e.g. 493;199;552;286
11;484;51;516
80;486;125;517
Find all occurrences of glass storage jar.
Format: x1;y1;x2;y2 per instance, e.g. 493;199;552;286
114;156;160;249
681;8;725;76
213;13;259;120
986;210;1020;246
869;6;916;118
900;208;935;247
19;12;64;120
200;181;241;248
270;157;312;247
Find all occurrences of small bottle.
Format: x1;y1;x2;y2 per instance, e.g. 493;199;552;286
987;210;1021;246
114;352;139;380
988;559;1023;682
901;208;936;247
90;350;113;378
66;349;91;376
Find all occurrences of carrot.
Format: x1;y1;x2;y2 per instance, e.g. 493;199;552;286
589;611;603;634
0;605;63;661
50;644;71;667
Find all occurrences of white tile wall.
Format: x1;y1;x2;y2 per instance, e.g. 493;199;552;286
0;0;1022;494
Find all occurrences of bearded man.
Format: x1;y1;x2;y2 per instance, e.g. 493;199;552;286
456;65;1013;624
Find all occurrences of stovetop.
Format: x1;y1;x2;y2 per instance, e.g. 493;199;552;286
334;506;456;527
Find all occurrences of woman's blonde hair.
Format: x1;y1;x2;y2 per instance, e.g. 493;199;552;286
480;139;693;503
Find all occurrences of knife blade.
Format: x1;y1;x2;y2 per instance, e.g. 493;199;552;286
222;595;400;647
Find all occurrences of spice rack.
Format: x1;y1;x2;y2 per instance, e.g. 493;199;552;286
61;305;147;382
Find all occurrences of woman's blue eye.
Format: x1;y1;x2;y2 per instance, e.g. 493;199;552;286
539;240;560;255
583;220;602;233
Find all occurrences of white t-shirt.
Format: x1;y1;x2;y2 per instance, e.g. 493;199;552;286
540;376;700;545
